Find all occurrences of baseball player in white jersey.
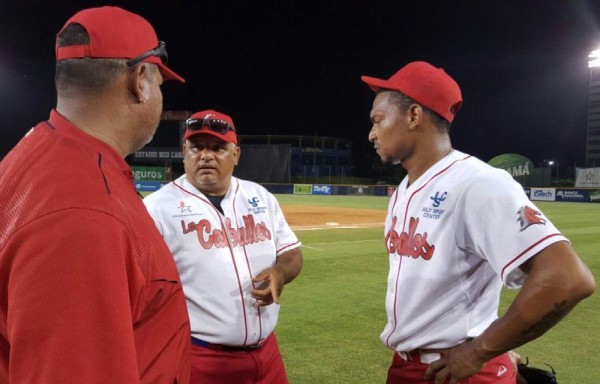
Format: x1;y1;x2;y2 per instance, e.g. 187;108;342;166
361;61;595;384
143;109;303;384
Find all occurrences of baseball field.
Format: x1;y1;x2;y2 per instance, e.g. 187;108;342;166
274;195;600;384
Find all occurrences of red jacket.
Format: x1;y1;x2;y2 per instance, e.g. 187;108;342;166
0;110;191;383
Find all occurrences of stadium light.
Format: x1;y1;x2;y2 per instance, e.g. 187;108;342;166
547;160;558;185
589;49;600;68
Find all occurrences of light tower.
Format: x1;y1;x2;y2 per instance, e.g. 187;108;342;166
586;49;600;166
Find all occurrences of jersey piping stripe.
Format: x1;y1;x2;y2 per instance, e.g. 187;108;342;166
231;180;263;345
97;154;111;194
172;180;250;345
43;120;56;130
384;154;471;349
500;233;564;281
277;241;301;255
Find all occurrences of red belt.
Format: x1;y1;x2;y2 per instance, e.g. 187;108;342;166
191;336;263;352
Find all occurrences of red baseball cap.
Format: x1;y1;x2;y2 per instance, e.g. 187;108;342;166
184;110;238;145
361;61;462;123
55;6;185;83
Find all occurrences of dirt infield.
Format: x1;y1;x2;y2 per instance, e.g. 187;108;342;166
281;205;386;230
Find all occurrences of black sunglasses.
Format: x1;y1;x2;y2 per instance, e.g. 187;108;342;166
127;41;168;67
186;116;236;134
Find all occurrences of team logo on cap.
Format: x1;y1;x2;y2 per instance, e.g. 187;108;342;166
516;205;545;232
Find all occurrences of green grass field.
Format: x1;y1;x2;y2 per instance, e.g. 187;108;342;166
274;196;600;384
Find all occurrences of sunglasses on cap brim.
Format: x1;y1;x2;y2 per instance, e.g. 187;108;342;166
127;41;168;67
186;116;236;134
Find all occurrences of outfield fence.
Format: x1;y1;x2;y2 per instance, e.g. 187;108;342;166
525;187;600;203
263;184;600;203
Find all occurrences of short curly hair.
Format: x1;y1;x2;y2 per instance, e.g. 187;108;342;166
379;89;450;133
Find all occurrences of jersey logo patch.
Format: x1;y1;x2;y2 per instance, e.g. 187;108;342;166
516;205;546;232
430;191;447;207
385;216;435;260
178;201;192;213
247;197;267;214
497;365;507;376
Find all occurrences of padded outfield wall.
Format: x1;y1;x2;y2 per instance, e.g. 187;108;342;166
525;187;600;203
263;183;393;197
265;184;600;204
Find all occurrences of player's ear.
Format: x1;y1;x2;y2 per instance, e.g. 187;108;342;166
127;63;149;103
407;104;423;129
233;145;241;166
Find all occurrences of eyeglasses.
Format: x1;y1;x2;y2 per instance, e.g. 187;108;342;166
186;116;236;134
127;41;168;67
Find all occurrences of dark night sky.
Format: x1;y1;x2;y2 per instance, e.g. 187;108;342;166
2;1;600;176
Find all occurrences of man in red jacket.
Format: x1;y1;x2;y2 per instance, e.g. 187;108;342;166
0;6;190;383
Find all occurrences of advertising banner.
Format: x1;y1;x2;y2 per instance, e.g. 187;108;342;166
530;188;555;201
555;189;588;202
131;166;165;181
575;167;600;188
294;184;313;194
589;189;600;203
312;184;332;195
350;185;370;195
134;181;162;192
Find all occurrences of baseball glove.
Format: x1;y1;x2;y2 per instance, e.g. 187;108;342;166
517;357;558;384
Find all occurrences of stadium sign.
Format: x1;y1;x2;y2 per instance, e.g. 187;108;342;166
294;184;313;194
555;189;586;202
350;185;370;195
530;188;555;201
575;167;600;187
134;181;162;192
131;166;165;181
488;153;533;177
312;184;332;195
132;147;183;162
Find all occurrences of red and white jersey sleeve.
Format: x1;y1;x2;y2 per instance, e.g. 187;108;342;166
456;164;567;288
143;175;301;346
381;150;567;352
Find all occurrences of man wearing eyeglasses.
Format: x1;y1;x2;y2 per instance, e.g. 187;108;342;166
0;6;191;384
144;109;304;384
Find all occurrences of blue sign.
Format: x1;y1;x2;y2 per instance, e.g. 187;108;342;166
555;189;588;202
134;181;162;192
312;184;332;195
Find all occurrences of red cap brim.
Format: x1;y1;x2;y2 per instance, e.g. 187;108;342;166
157;62;185;83
361;75;389;92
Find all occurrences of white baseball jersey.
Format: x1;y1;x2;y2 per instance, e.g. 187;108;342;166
381;150;567;352
143;175;301;346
